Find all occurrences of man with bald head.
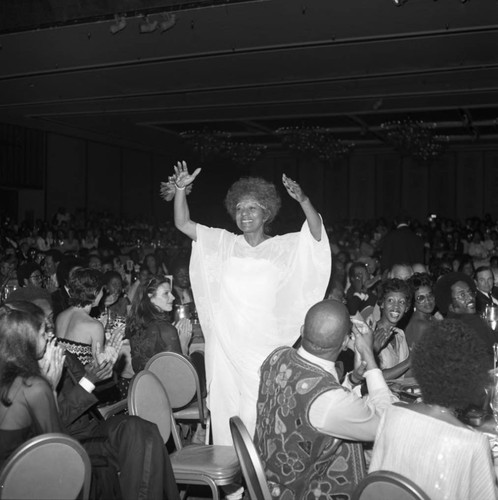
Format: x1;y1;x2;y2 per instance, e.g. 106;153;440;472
254;300;394;500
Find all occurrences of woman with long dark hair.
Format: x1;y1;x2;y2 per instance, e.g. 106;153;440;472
126;276;192;373
0;301;64;465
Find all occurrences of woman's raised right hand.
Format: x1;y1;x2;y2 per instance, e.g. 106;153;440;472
173;161;202;189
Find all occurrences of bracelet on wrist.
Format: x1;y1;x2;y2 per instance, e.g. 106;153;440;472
175;183;186;191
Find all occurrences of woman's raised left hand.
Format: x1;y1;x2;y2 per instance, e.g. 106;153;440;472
282;173;308;203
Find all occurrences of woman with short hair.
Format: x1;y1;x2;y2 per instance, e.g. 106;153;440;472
161;161;331;444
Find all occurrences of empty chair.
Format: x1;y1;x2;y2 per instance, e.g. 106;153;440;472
0;433;91;500
145;351;210;444
353;470;430;500
128;370;240;500
229;416;271;500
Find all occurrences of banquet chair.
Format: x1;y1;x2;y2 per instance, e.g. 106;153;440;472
229;416;272;500
352;470;430;500
0;433;91;500
145;351;210;444
128;370;240;500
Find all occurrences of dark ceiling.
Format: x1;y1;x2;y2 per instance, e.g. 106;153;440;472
1;0;497;156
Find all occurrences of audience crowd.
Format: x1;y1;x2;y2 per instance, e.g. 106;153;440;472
2;203;498;500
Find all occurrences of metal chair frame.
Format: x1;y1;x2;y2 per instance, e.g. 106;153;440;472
353;470;430;500
0;433;91;500
229;416;272;500
145;351;210;444
128;370;240;500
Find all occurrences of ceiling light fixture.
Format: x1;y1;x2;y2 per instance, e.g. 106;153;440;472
109;14;126;35
160;13;177;33
139;15;158;34
392;0;408;5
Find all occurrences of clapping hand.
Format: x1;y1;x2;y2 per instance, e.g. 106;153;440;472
95;326;125;366
174;317;193;355
85;359;114;384
39;338;65;389
373;325;397;354
282;174;308;203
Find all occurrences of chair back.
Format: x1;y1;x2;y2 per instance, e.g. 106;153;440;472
0;433;91;500
145;351;205;420
127;370;182;448
353;470;430;500
229;416;272;500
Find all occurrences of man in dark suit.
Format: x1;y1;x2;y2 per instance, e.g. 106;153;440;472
380;215;425;273
474;265;498;315
13;298;180;500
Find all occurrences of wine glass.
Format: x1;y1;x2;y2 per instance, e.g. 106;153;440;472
490;374;498;432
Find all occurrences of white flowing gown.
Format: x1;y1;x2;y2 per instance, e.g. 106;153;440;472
190;220;331;444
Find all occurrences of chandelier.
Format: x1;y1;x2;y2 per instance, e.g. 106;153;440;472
380;119;449;161
180;131;267;167
275;126;355;162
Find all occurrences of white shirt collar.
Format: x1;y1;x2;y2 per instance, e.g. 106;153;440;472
297;347;338;379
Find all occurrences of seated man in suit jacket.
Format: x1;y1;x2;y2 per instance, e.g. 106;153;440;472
474;266;498;315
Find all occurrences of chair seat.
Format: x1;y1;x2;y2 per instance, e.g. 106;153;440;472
171;445;240;481
173;399;207;421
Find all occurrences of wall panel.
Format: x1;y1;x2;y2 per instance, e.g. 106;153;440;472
376;154;401;219
484;151;498;217
87;141;121;216
122;149;153;220
428;153;455;218
402;158;428;222
456;152;483;219
46;134;86;219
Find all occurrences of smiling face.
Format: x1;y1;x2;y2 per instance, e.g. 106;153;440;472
414;285;435;315
150;282;175;312
381;291;409;326
450;280;476;315
235;196;268;235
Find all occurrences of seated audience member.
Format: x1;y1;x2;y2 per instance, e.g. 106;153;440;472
405;273;438;349
434;271;495;366
368;279;412;380
51;256;83;320
5;301;180;500
369;319;497;500
126;277;192;373
474;265;498;314
56;268;107;365
458;256;475;278
127;265;150;304
7;262;52;305
387;263;414;281
411;262;427;274
42;249;62;292
345;262;378;316
0;302;62;465
254;300;395;500
490;255;498;285
97;271;130;319
170;255;205;353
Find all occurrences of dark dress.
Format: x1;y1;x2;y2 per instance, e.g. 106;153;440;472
129;319;182;373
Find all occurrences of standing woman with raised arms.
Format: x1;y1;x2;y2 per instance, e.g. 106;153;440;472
161;161;331;444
